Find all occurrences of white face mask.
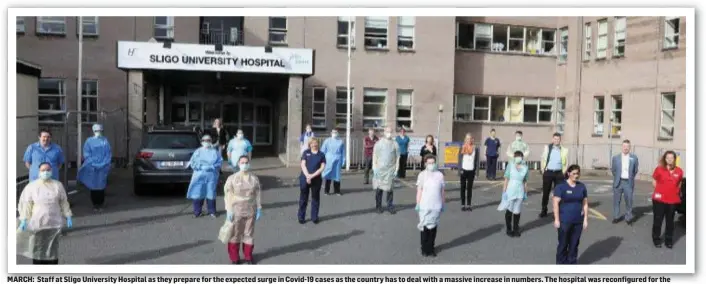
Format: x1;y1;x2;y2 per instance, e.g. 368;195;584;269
239;163;250;171
426;163;437;171
94;132;102;137
515;136;522;141
331;132;339;138
39;171;52;181
306;128;312;133
201;142;211;148
236;133;244;139
384;132;392;139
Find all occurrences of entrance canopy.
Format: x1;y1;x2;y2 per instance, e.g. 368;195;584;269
117;41;314;76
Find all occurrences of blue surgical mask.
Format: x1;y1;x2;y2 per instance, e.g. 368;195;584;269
39;171;52;181
201;142;211;148
239;163;251;171
514;157;523;164
426;163;437;171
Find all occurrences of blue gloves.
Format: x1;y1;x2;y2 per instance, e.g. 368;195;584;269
502;192;508;201
256;208;262;221
18;219;27;231
66;217;73;228
415;204;420;212
441;205;445;213
523;192;528;201
226;212;233;222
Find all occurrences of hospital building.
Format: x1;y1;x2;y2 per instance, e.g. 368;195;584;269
15;16;687;174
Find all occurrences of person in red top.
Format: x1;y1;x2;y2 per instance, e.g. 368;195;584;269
651;150;684;249
363;128;379;184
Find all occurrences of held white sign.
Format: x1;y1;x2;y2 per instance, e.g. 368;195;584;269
117;41;314;75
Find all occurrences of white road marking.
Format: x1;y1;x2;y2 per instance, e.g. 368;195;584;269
68;190;79;195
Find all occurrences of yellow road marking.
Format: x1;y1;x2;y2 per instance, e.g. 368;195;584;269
588;208;608;221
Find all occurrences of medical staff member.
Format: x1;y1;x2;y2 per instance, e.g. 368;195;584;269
506;130;530;160
187;135;223;218
321;129;345;196
228;129;253;171
299;139;326;224
299;124;315;156
373;127;400;214
224;155;262;264
363;129;379;184
539;132;569;218
395;128;411;178
651;150;683;249
77;124;112;212
498;151;529;237
23;129;65;182
457;133;480;211
553;164;588;265
415;155;446;257
483;129;501;180
17;162;73;264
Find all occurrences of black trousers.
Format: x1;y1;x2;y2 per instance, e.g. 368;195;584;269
460;170;476;206
375;189;394;209
652;200;677;244
420;227;438;254
33;259;59;265
90;190;105;208
363;156;373;183
397;154;408;178
324;179;341;194
556;222;583;264
505;210;521;233
541;170;565;212
486;156;499;179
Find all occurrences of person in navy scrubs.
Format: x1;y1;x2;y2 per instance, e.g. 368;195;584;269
553;164;588;265
298;139;326;225
483;129;501;180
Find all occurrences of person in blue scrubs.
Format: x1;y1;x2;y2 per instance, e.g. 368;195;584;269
483;129;501;180
23;129;65;182
77;124;112;212
322;129;345;196
187;134;223;218
298;139;326;224
395;128;410;178
553;164;589;265
227;129;253;171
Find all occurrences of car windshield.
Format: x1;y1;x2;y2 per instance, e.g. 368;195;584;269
145;132;200;149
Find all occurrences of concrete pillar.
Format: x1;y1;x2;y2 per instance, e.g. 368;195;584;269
145;83;159;125
127;70;144;162
286;76;303;166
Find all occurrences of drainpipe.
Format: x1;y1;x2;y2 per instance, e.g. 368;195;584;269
574;16;584;165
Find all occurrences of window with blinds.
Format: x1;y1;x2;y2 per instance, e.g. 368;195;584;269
397;17;415;50
613;17;626;57
364;16;389;49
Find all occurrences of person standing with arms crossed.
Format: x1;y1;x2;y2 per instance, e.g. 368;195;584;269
363;128;379;184
372;127;400;214
395;128;411;179
610;139;639;225
483;129;501;180
650;150;683;249
539;133;569;218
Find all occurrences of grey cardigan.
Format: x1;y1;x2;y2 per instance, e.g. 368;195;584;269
457;146;481;174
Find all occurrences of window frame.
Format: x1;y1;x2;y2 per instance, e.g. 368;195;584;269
38;78;67;124
556;98;566;134
397;16;415;50
153;16;175;40
659;92;676;139
335;87;354;130
77;16;99;36
456;22;557;57
663;16;680;50
268;16;288;45
453;95;561;124
81;79;100;124
364;16;389;49
311;87;327;130
396;89;414;129
336;16;356;48
17;17;25;34
610;95;622;136
593;96;605;135
613;17;626;57
584;23;592;61
596;19;608;59
362;88;388;129
36;16;67;35
559;27;569;63
522;98;554;123
473;23;493;51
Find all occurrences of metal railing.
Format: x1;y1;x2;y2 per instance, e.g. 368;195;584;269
199;29;244;46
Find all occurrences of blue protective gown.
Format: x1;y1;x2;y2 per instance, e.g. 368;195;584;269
186;147;223;200
77;136;112;190
321;137;345;182
227;138;253;168
23;142;65;181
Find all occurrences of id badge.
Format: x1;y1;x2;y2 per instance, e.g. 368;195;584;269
654;193;662;200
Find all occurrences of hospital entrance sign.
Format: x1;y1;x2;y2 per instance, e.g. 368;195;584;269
117;41;314;75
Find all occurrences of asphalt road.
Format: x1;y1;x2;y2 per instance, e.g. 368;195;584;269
16;169;686;265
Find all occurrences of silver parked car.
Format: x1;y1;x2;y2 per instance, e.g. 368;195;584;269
132;126;202;195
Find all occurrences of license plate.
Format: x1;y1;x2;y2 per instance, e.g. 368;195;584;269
160;161;185;167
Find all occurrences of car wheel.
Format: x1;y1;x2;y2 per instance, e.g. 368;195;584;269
133;181;146;196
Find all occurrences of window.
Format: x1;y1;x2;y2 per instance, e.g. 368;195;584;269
597;19;608;59
363;88;387;128
559;28;568;62
491;24;507;52
663;17;680;49
396;90;413;129
490;97;506;122
268;17;287;45
556;98;566;133
456;22;474;49
660;93;676;138
397;17;415;50
335;87;354;129
312;87;327;130
522;98;553;123
81;80;99;123
337;16;355;47
610;95;622;136
524;28;555;55
472;96;490;121
613;17;626;57
79;17;99;36
17;17;25;33
474;23;492;51
508;26;525;52
584;23;592;60
454;94;473;121
38;78;66;123
593;97;605;135
154;16;174;40
364;17;388;49
36;17;66;35
541;29;556;55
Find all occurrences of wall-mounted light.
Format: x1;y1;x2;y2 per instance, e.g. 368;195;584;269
215;43;223;52
162;40;172;49
264;45;273;53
